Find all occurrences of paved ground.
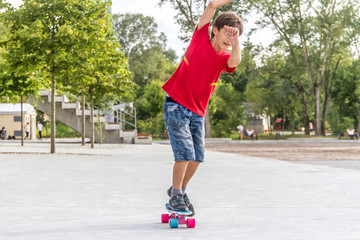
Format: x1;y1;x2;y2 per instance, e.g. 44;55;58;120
206;138;360;170
1;140;360;240
206;138;360;160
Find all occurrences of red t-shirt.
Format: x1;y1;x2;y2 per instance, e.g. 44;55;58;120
162;22;236;117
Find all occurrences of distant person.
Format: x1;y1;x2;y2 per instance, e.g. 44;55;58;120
346;128;358;139
24;122;30;140
237;123;244;133
0;127;6;140
7;135;15;140
346;128;355;136
161;0;243;215
247;129;254;137
37;121;43;139
237;123;244;140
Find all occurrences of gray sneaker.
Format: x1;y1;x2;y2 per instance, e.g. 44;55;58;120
167;187;195;216
168;194;189;212
183;193;195;217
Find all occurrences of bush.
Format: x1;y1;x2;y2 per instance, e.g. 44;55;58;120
209;80;246;138
40;120;81;138
137;113;165;137
338;117;355;133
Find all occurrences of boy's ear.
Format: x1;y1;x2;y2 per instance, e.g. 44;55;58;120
212;26;219;36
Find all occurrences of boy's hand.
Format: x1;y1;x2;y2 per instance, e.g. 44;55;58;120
225;25;241;68
198;0;239;31
224;25;239;46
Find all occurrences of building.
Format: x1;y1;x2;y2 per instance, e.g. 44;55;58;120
243;102;271;134
0;103;37;140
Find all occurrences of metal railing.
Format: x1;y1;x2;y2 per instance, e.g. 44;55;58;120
47;90;137;131
113;99;137;130
64;92;80;103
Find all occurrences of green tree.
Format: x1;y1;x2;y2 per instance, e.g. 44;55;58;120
112;13;162;59
112;12;177;137
209;79;246;137
0;7;44;146
136;79;167;119
58;2;132;147
112;13;176;89
2;0;128;152
331;58;360;133
87;36;132;147
241;0;360;136
245;51;302;133
136;79;167;137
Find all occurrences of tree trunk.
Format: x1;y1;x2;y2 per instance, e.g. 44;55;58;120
299;86;310;135
293;78;311;135
322;57;341;136
50;61;56;154
358;109;360;135
21;95;24;146
82;94;86;146
314;87;321;136
321;94;330;136
321;73;331;136
291;5;316;136
97;113;103;145
205;110;211;138
90;89;95;148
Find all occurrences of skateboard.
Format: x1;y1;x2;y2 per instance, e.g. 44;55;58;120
161;203;196;228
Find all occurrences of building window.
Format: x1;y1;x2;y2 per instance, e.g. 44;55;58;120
14;116;21;122
14;130;22;136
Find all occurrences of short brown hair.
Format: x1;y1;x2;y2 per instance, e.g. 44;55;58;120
211;11;243;39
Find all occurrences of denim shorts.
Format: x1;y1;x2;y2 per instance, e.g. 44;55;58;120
163;96;205;163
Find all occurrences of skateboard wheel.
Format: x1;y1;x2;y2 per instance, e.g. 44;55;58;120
169;218;179;228
187;218;195;228
161;214;169;223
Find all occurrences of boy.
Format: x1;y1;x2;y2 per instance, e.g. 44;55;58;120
162;0;243;215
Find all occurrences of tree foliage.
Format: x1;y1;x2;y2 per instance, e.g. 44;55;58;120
209;79;246;137
1;0;131;149
239;0;360;135
112;13;177;137
112;13;176;88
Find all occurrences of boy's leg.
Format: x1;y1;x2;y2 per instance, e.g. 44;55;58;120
176;160;199;217
170;160;199;196
169;161;191;212
183;111;205;188
164;97;194;212
174;112;204;217
172;161;189;190
182;161;200;187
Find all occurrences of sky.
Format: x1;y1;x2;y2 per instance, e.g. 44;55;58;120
9;0;275;58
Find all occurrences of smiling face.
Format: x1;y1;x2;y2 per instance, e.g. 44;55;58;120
211;26;232;52
210;11;243;52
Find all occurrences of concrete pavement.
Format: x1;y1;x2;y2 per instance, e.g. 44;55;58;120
0;141;359;240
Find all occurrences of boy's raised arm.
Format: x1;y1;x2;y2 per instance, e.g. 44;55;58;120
225;26;242;67
197;0;236;31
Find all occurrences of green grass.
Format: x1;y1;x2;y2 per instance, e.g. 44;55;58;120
231;132;338;140
38;120;81;138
